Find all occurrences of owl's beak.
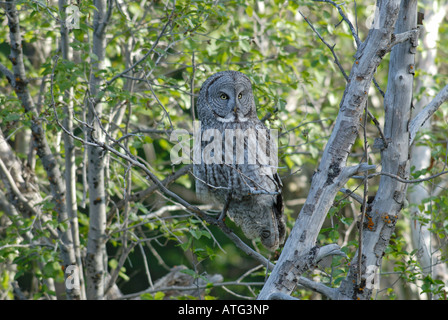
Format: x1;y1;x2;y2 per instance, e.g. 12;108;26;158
234;105;237;113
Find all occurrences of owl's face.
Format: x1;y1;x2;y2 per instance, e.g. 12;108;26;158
198;71;255;123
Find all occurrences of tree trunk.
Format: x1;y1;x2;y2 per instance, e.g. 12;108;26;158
58;0;86;300
408;0;448;298
85;0;111;300
338;0;418;300
257;0;403;300
3;0;80;300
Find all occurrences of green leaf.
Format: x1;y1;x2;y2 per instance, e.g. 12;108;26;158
154;291;165;300
245;6;253;17
43;261;61;278
109;258;118;270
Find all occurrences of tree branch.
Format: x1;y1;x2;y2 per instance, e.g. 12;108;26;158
299;9;387;140
299;10;348;81
257;0;402;300
367;170;448;184
409;83;448;145
0;62;14;86
337;0;418;300
105;4;175;87
4;0;80;299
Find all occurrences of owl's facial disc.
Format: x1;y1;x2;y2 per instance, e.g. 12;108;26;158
212;85;252;122
212;87;235;121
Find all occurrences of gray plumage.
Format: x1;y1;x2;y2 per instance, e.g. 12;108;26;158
193;70;285;251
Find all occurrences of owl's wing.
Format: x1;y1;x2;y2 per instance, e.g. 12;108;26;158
226;126;286;249
228;121;282;198
193;163;210;201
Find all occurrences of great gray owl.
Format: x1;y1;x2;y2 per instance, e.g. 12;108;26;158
193;70;285;251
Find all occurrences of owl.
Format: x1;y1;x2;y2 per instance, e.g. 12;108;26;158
193;70;285;251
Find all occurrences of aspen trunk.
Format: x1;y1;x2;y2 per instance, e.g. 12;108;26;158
258;0;403;300
338;0;418;300
85;0;110;300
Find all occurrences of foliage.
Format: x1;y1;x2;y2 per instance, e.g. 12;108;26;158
0;0;447;300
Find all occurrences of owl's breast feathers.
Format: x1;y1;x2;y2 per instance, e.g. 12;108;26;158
193;123;286;250
193;70;285;250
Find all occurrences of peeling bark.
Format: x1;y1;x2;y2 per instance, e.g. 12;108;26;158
85;0;112;300
3;0;80;300
257;0;403;300
338;0;418;300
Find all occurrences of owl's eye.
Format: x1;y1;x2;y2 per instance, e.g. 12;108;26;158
238;93;242;99
220;93;229;100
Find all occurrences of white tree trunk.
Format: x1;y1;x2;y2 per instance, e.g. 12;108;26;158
408;0;448;298
59;0;86;300
258;0;403;300
85;0;110;300
338;0;418;300
2;0;80;300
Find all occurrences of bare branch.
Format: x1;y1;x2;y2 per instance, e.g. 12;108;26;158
105;4;176;87
366;170;448;184
0;62;15;86
313;0;361;46
390;29;420;48
298;9;386;139
0;158;41;218
258;0;403;300
117;281;265;300
268;292;300;300
299;10;348;81
4;0;80;299
409;83;448;145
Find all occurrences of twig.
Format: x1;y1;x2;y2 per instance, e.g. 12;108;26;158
313;0;361;46
138;242;154;290
0;243;55;251
104;241;137;297
409;83;448;145
105;3;175;86
363;170;448;184
190;51;196;121
144;80;174;131
358;101;370;286
299;9;386;140
0;158;41;220
298;10;348;81
117;281;266;300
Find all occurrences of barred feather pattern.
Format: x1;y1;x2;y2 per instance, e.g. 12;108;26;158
193;71;285;251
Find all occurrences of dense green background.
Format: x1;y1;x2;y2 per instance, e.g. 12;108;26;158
0;0;447;299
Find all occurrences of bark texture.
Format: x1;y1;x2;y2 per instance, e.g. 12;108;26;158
338;0;418;300
3;0;80;300
258;0;403;300
85;0;111;300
